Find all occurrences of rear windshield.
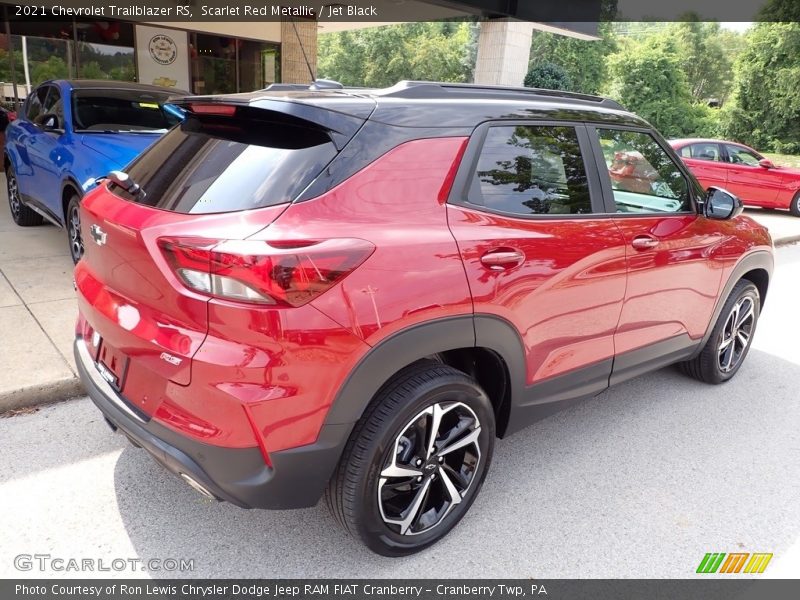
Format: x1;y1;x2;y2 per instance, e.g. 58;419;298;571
72;89;182;133
109;113;337;214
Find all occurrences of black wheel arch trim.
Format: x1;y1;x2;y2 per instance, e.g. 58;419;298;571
691;250;773;358
323;314;527;436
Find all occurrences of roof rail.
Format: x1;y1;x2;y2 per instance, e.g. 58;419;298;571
261;79;344;92
377;81;625;110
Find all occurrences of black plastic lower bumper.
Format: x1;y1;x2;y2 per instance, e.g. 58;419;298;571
74;337;352;509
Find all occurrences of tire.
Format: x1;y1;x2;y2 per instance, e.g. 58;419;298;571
6;164;43;226
790;192;800;217
679;280;760;384
66;194;84;264
325;360;495;556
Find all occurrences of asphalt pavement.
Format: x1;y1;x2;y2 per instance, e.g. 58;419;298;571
1;245;798;579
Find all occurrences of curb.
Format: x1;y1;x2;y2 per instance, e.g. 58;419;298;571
0;376;85;415
774;235;800;248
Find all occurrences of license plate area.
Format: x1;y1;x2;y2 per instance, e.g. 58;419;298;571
96;338;130;393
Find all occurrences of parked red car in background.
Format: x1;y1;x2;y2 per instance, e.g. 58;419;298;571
671;138;800;217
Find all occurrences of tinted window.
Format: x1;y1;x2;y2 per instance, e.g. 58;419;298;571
686;142;722;162
725;144;762;166
470;125;592;216
41;86;64;125
25;87;48;122
596;129;691;214
110;114;337;214
72;89;182;132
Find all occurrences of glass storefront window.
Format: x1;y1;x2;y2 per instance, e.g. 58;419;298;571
74;20;135;81
190;33;237;95
191;33;279;94
239;40;280;91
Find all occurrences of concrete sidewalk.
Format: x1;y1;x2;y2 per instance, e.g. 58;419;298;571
1;172;799;414
0;174;83;413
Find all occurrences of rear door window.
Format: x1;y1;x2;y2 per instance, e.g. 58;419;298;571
468;125;593;216
684;142;722;162
109;112;337;214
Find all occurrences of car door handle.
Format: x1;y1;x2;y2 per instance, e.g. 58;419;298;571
631;235;659;251
480;249;525;270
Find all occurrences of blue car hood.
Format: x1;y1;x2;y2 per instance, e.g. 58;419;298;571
79;132;161;170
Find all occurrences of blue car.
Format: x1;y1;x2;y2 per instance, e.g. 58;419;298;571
4;80;186;262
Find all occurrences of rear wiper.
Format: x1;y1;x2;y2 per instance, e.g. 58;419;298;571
105;170;144;198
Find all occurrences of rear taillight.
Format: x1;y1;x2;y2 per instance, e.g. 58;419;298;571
158;237;374;307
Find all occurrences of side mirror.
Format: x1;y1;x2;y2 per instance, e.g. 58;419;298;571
704;186;743;220
758;158;775;169
39;113;60;131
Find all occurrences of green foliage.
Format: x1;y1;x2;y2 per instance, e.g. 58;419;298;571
607;36;701;136
524;62;572;90
317;22;476;87
528;22;617;94
30;56;69;86
722;23;800;153
663;21;733;103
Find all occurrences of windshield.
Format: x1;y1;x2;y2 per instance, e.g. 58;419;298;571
72;89;183;133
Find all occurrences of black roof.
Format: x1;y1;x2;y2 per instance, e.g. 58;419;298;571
178;80;650;129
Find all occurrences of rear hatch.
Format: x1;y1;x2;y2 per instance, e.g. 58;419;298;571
75;94;372;412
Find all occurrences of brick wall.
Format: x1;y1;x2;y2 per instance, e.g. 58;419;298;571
280;19;318;84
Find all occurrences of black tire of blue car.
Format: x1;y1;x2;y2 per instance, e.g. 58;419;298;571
679;280;760;384
790;191;800;217
325;360;495;556
66;194;84;264
6;164;44;227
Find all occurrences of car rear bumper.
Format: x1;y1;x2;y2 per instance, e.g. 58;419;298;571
74;336;352;509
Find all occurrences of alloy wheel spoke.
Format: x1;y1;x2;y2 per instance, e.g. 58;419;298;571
381;462;423;479
736;329;750;349
438;466;463;508
425;403;444;458
722;344;735;371
718;336;734;352
735;301;754;329
398;477;432;535
438;426;481;457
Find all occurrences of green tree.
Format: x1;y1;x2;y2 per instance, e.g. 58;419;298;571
528;22;617;94
607;36;701;137
31;56;69;87
722;23;800;153
524;62;572;90
317;22;476;87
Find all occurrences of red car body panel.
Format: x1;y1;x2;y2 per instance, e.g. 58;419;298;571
75;136;472;454
447;206;627;384
610;215;724;353
671;138;800;209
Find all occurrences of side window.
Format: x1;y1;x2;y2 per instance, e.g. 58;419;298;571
25;88;47;122
688;143;721;162
41;87;64;124
725;144;761;166
470;125;592;216
595;128;691;214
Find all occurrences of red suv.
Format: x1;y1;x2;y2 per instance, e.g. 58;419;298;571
74;81;773;556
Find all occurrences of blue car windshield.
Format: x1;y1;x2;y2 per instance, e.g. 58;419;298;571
72;89;184;133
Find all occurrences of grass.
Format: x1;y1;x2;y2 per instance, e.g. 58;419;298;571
763;153;800;169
